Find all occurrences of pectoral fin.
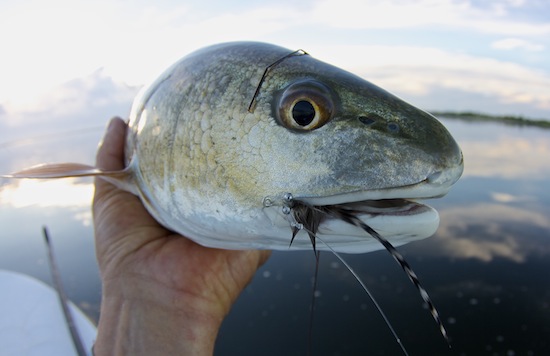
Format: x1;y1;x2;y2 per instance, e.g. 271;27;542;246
2;163;137;195
3;163;115;179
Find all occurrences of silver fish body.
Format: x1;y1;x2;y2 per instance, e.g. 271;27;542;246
124;42;463;253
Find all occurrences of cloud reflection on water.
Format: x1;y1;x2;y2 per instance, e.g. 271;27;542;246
0;179;94;227
460;136;550;179
0;179;93;209
405;119;550;264
432;203;550;263
440;116;550;181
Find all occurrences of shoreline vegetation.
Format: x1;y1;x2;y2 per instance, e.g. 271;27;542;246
431;111;550;129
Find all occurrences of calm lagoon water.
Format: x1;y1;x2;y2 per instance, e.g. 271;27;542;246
0;117;549;355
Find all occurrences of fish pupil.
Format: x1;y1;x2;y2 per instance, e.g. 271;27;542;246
292;100;316;126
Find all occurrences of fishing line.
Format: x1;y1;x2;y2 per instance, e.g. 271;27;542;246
285;197;321;356
285;198;407;355
248;49;309;113
294;226;408;356
306;249;320;356
332;209;451;348
315;234;409;356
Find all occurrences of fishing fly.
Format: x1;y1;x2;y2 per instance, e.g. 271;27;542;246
283;196;451;355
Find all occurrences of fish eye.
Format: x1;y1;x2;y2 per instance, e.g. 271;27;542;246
277;80;334;131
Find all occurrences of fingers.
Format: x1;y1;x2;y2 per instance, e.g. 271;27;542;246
93;116;129;213
96;117;127;171
93;117;140;237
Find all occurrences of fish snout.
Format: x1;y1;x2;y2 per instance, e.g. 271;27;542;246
426;152;464;191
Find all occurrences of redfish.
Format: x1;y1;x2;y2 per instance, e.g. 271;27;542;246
8;42;463;254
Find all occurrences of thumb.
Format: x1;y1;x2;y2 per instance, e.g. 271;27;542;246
96;117;127;171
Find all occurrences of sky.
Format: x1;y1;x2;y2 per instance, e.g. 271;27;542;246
1;0;550;267
0;0;549;138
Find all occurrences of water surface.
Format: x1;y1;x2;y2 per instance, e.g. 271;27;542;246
0;118;548;355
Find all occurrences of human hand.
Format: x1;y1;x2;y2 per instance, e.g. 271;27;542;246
92;117;271;355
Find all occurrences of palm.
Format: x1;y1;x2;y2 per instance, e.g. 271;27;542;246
93;118;270;319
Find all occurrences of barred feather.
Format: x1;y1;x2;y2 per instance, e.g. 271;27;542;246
329;208;451;346
288;200;451;350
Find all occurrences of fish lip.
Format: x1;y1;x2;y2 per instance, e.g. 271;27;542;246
298;162;464;207
297;183;446;207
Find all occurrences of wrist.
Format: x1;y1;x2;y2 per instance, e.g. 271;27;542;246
93;277;223;355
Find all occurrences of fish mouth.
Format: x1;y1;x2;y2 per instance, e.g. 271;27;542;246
297;196;437;234
262;163;463;253
287;164;463;252
323;198;432;217
287;196;440;254
298;193;437;223
281;195;440;254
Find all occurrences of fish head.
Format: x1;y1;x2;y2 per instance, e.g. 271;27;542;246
252;55;463;202
236;46;463;252
128;42;463;253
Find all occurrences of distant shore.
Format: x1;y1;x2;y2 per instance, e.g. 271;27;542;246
431;111;550;129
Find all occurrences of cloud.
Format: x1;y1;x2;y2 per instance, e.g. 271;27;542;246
1;69;138;129
0;179;93;209
0;70;138;172
437;117;550;180
0;0;190;104
311;0;550;35
490;192;536;203
408;203;550;263
304;44;550;115
2;0;549;120
458;136;550;179
491;38;545;51
437;114;550;179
